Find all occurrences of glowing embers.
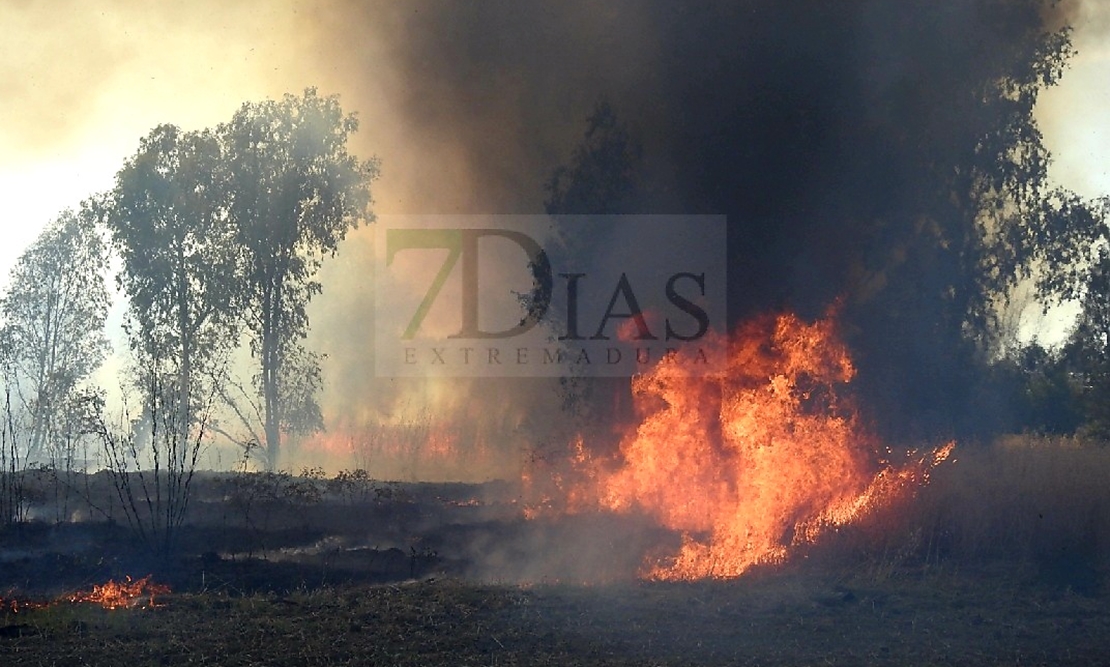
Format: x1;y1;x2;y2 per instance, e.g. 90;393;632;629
1;576;170;612
533;311;953;580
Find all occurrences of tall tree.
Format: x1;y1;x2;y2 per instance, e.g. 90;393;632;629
103;124;241;438
221;88;378;470
542;102;644;446
544;101;641;216
0;205;109;463
1060;225;1110;437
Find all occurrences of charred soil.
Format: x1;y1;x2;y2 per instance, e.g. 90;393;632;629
0;570;1108;666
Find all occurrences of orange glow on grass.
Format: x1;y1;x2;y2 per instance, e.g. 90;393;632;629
301;412;501;481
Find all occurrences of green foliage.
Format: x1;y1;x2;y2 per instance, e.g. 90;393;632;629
101;89;378;471
220;88;380;470
103;124;241;438
992;343;1083;435
840;7;1100;437
1060;241;1110;438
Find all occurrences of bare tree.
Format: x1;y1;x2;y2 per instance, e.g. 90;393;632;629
0;205;109;465
0;388;28;525
92;379;210;557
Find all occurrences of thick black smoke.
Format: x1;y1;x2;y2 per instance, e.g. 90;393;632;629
312;0;1074;442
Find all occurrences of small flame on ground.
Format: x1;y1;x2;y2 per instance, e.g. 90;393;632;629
1;575;170;613
526;311;954;580
67;575;170;609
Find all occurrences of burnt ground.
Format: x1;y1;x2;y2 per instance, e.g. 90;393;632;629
0;468;1108;665
1;566;1108;666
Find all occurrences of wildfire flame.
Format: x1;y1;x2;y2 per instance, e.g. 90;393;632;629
1;576;170;613
531;311;953;580
66;575;170;609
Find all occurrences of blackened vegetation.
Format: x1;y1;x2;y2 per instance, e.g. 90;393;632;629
0;438;1108;594
3;2;1110;662
2;576;1110;666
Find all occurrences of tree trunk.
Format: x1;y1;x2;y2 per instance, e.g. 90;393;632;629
262;273;283;471
177;243;193;448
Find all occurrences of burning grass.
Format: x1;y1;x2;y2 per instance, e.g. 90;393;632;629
64;575;170;609
3;308;1110;664
0;435;1109;664
1;576;170;613
526;312;954;580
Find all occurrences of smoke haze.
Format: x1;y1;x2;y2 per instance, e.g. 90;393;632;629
307;0;1091;457
2;1;1105;474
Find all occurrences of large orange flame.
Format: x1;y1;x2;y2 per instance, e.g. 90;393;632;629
533;311;952;580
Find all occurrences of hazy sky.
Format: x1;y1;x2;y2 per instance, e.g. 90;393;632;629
0;1;322;277
1038;0;1110;201
2;2;1107;283
0;1;599;474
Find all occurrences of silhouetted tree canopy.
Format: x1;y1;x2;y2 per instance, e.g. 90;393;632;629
1062;242;1110;437
545;102;641;216
103;124;241;441
540;0;1105;441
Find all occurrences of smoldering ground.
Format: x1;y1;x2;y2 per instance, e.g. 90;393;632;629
281;0;1110;595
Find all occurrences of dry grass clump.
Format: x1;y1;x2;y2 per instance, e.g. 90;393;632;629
932;436;1109;565
817;434;1110;592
